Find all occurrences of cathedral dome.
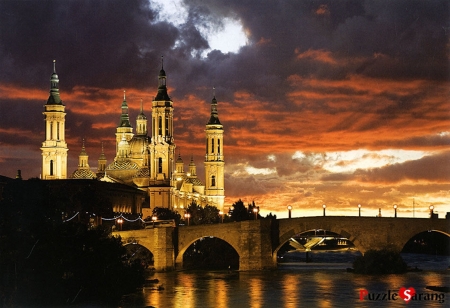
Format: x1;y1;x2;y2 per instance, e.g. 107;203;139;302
129;135;149;157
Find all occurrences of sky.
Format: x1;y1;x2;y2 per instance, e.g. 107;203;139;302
0;0;449;219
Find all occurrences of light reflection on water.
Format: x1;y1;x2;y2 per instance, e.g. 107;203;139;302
120;253;449;308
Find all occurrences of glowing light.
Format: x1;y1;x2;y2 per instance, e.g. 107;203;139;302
151;0;247;56
245;166;275;175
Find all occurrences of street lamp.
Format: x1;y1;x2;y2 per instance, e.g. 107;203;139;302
393;204;398;218
117;217;123;231
185;213;191;226
429;205;434;218
219;211;224;223
253;207;258;220
152;215;157;228
322;204;326;217
287;205;292;219
358;204;361;217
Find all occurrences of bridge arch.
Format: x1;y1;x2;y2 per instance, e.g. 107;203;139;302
176;236;240;270
277;217;450;260
176;225;243;269
123;242;154;268
401;229;450;255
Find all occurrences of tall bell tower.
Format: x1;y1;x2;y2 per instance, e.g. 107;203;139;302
204;93;225;210
41;60;68;179
148;57;176;209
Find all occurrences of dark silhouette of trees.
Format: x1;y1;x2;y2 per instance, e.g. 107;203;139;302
150;207;181;225
352;249;407;274
0;180;145;306
228;199;261;221
183;202;221;225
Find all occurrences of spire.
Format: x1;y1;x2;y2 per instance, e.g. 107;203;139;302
137;98;146;119
46;60;62;105
99;141;106;160
118;90;132;127
207;88;221;125
80;138;87;155
155;56;170;101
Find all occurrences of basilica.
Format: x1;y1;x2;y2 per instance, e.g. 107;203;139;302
41;60;225;212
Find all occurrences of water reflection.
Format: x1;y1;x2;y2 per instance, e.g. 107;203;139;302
121;253;449;308
248;277;263;308
282;274;299;308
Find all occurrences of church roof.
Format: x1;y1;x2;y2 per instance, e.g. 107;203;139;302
106;160;139;170
71;169;96;179
185;177;204;186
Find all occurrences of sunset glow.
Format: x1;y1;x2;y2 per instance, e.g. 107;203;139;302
0;0;448;219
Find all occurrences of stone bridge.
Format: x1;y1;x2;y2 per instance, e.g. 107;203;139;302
113;216;449;271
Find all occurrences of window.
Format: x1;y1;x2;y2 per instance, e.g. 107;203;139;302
212;139;214;153
158;116;162;135
165;115;169;135
218;139;221;154
158;157;163;173
50;160;54;176
211;175;216;187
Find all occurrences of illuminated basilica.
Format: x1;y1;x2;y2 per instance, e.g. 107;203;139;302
41;60;225;212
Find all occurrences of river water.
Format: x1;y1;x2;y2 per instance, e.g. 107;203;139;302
120;252;449;308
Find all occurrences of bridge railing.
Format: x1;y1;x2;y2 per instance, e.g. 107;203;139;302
143;219;176;228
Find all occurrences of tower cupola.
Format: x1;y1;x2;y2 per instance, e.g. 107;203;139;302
119;90;132;127
155;56;170;101
47;60;62;105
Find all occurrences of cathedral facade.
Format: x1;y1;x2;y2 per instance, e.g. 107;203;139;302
42;60;225;212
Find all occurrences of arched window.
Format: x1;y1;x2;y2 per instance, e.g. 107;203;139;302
158;157;163;173
212;139;215;153
165;115;169;136
50;160;54;176
211;175;216;187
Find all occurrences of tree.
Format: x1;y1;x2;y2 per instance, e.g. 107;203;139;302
352;249;408;274
229;199;249;221
0;181;145;306
151;207;181;225
203;205;220;224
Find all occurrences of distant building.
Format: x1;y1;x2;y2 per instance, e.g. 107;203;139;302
40;59;225;213
0;176;144;218
40;60;68;179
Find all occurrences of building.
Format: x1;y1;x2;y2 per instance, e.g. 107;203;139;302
40;60;68;179
42;60;225;213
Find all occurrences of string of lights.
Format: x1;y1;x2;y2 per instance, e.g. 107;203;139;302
63;212;80;222
63;212;145;223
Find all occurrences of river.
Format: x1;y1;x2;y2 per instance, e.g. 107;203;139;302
120;252;449;308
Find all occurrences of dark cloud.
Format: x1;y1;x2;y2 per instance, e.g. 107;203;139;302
322;151;450;183
0;0;448;214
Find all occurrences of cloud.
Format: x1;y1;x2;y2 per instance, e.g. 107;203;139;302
0;0;448;217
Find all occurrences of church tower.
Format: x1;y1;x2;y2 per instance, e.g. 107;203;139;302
136;99;148;136
204;93;225;210
148;57;176;209
97;142;107;178
41;60;68;179
115;91;133;153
